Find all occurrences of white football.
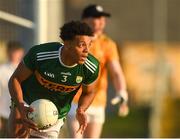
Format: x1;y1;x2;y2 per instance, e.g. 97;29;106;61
28;99;58;129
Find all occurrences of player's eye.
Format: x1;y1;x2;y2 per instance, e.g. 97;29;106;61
77;42;86;48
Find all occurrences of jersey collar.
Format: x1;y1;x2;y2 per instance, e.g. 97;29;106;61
59;46;78;68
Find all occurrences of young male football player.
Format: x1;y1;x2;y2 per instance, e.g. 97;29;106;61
7;21;99;138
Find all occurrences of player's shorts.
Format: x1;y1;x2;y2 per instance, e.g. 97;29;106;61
68;103;105;124
30;118;65;138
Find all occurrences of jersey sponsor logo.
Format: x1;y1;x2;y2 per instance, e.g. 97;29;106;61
35;71;80;93
44;71;55;78
76;76;83;83
84;59;97;73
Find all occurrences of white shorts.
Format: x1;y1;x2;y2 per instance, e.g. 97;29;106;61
30;118;65;138
68;103;105;124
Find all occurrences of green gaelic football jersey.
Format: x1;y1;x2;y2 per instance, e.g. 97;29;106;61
22;42;99;118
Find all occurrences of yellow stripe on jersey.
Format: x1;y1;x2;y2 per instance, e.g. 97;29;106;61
35;71;80;93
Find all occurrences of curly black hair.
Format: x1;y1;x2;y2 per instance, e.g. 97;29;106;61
60;21;93;41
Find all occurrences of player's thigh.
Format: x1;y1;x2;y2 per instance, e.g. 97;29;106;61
66;116;78;132
84;106;105;138
86;106;105;123
84;122;103;138
66;115;83;138
67;103;83;138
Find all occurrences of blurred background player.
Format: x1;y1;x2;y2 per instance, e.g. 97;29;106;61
0;41;24;137
67;4;129;138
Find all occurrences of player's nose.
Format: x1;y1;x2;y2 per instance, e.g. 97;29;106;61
84;44;90;53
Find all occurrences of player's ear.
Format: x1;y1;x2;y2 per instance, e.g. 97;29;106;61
64;39;75;49
63;41;71;49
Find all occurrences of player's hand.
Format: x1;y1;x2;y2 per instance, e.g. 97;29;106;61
17;102;38;131
76;108;87;134
111;90;128;105
111;90;129;117
118;102;129;117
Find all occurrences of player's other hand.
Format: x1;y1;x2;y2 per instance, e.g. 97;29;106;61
118;90;129;117
111;90;129;117
111;90;128;105
118;102;129;117
17;102;38;131
76;108;87;134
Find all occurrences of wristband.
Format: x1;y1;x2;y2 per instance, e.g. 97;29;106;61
117;90;128;103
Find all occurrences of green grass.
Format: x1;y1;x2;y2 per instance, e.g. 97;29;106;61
101;106;150;138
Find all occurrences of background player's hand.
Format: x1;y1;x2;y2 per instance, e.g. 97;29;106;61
17;102;38;131
111;90;128;105
76;108;87;134
118;102;129;117
111;90;129;117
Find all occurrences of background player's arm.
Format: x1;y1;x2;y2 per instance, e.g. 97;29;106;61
105;40;128;105
108;60;128;100
108;60;129;116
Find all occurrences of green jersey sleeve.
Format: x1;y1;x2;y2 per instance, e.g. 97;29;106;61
23;46;38;71
83;54;99;85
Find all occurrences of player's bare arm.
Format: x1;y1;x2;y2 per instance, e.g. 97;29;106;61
9;62;32;105
8;62;38;137
108;60;127;92
108;60;129;116
76;81;97;134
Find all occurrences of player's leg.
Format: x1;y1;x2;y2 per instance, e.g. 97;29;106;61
83;106;105;138
67;116;83;138
67;103;83;138
84;122;103;138
7;104;30;138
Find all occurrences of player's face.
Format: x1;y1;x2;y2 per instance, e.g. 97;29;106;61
70;35;92;64
85;16;106;36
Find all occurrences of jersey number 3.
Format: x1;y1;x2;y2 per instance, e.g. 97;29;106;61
61;75;68;82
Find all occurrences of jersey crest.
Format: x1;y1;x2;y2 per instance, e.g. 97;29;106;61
76;76;83;83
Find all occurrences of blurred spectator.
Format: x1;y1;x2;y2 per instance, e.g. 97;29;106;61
67;4;129;138
0;41;24;137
